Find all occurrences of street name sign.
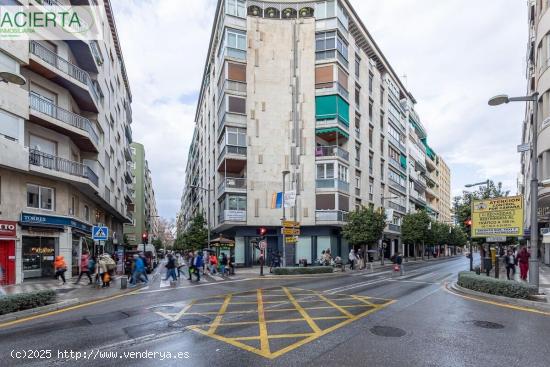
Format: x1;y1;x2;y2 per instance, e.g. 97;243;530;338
517;143;531;153
282;228;300;236
282;220;300;228
471;196;524;238
92;225;109;241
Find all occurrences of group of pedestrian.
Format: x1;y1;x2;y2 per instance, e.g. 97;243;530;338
502;245;531;281
348;248;366;270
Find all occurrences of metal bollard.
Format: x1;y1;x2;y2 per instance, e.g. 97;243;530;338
120;277;127;289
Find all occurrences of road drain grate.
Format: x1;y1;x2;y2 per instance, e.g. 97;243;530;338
472;320;504;329
370;326;406;337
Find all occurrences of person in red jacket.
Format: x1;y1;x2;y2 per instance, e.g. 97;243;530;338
517;246;531;281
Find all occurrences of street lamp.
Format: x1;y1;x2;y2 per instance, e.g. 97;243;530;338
281;170;290;267
189;185;214;250
0;71;26;85
488;93;539;291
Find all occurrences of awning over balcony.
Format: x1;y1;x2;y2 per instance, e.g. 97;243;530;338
315;95;349;125
316;127;349;140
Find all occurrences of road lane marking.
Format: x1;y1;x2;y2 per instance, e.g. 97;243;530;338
444;283;550;316
257;289;270;355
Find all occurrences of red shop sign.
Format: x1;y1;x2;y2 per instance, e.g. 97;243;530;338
0;220;17;237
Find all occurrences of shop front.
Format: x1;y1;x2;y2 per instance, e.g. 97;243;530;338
20;213;92;280
0;220;17;285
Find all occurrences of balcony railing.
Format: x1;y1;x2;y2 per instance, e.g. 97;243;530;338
388;134;406;153
30;41;89;85
29;93;99;146
314;145;349;161
316;179;349;193
388;179;406;193
219;79;247;98
389;158;405;173
29;149;98;187
218;177;247;195
316;210;348;222
388;201;406;213
316;119;349;132
218;145;247;163
388;224;401;232
315;81;349;100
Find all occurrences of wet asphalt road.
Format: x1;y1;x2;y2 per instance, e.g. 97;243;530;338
1;256;549;367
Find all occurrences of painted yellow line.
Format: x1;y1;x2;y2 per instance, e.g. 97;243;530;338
348;295;378;308
190;326;269;358
208;294;232;335
314;292;354;318
257;289;270;354
282;287;321;333
444;285;550;316
0;288;142;329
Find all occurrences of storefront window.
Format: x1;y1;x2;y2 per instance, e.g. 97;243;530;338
22;236;56;279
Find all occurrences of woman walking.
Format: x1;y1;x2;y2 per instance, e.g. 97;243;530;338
517;246;530;281
349;249;357;270
53;255;67;285
504;249;517;280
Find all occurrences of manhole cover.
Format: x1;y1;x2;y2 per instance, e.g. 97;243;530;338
370;326;406;337
472;320;504;329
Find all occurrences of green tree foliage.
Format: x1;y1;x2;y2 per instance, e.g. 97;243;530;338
402;210;430;246
342;206;386;247
173;214;208;251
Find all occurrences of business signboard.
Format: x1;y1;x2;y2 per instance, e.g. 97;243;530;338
471;196;524;238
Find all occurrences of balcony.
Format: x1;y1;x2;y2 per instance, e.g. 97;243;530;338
29;93;99;153
389;158;406;174
29;149;98;187
29;41;99;113
316;179;349;193
388;179;406;194
218;209;246;223
387;224;401;233
124;146;132;162
388;201;406;214
315;81;349;101
124;169;133;184
387;134;406;154
315;145;349;162
316;120;349;142
218;177;247;197
217;145;247;173
315;210;348;223
218;79;247;99
218;111;247;133
410;190;427;206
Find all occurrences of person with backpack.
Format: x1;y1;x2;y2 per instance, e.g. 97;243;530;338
164;254;177;282
74;251;93;285
504;249;517;280
53;255;67;285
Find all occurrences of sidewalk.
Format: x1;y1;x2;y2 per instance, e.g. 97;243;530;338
237;254;461;276
487;259;550;291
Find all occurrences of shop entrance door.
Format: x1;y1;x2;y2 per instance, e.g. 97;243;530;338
0;240;15;285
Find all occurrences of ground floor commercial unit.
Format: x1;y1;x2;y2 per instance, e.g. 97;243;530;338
0;168;128;284
214;225;403;267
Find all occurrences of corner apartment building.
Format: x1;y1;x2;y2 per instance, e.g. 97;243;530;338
180;0;451;266
123;142;159;247
521;0;550;265
0;0;133;284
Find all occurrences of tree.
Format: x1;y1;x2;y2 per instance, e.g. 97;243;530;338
156;217;176;249
342;206;386;254
176;214;208;251
401;210;430;260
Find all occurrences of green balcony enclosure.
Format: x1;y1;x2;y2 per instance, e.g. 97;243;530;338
399;155;407;169
315;95;350;125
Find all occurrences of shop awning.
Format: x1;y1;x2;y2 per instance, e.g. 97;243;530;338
316;127;349;139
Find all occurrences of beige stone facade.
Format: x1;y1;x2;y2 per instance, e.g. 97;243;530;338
0;1;133;283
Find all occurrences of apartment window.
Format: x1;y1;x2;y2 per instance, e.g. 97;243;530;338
226;0;246;18
27;184;54;210
338;164;349;182
380;162;385;180
369;154;373;175
227;62;246;82
29;134;56;155
316;193;336;210
0;108;22;141
369;127;373;146
368;99;373;121
380;112;384;131
70;195;78;216
226;127;246;146
227;195;246;210
0;50;19;74
317;162;335;179
227;96;246;114
354;85;360;107
355;170;361;188
227;29;246;50
355;143;361;166
355;114;361;135
369;178;374;201
389;147;400;162
380;135;385;155
368;71;374;95
389;170;406;187
380;87;385;106
316;31;348;67
315;0;336;19
388;124;401;144
354;54;360;78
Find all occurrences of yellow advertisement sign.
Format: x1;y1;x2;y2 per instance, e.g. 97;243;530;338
471;195;524;238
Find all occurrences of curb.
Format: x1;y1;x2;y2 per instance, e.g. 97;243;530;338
0;298;79;323
0;283;146;325
449;282;550;312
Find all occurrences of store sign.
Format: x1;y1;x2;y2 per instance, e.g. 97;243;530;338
20;212;92;232
0;220;17;237
471;196;524;238
30;247;55;254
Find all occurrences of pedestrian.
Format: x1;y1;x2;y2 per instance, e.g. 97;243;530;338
229;254;235;275
53;255;67;285
357;248;364;270
349;248;356;270
176;253;185;279
504;249;517;280
187;251;195;280
324;249;332;266
209;253;218;274
164;254;177;282
220;253;228;276
395;252;404;276
130;254;148;287
97;254;114;288
193;251;204;282
517;246;530;281
139;253;149;281
74;251;93;285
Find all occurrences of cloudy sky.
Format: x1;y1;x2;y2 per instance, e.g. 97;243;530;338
111;0;527;220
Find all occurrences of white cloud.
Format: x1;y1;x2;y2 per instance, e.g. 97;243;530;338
112;0;527;218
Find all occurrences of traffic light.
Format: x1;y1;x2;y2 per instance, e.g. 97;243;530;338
465;218;472;226
142;232;148;244
257;227;267;237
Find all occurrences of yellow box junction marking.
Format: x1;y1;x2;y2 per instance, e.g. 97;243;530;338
153;286;394;359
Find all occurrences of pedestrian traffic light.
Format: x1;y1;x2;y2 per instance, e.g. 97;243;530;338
257;227;267;237
142;232;148;244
